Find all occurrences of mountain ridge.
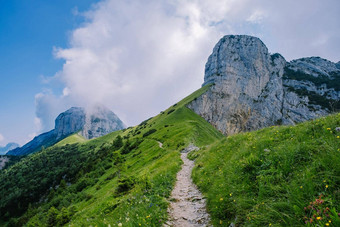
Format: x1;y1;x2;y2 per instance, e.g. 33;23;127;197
0;34;339;226
0;143;19;155
7;106;125;156
188;35;340;135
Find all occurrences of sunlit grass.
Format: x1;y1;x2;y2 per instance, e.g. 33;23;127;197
55;133;86;147
2;85;224;226
190;113;340;226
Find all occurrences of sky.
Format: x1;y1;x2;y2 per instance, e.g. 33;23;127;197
0;0;339;146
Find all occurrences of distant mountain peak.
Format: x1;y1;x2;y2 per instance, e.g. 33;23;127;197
55;107;86;140
7;105;125;156
0;143;19;155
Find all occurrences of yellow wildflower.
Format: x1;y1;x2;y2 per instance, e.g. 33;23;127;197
220;198;223;201
326;223;329;226
316;217;321;220
326;185;329;188
220;220;223;224
327;128;331;130
300;186;303;189
230;193;232;196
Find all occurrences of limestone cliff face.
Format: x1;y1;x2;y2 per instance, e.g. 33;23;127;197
55;107;86;140
8;106;125;156
188;35;340;135
81;105;125;139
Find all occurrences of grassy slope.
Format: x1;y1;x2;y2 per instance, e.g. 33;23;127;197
190;113;340;226
4;83;340;227
63;85;222;227
1;85;224;226
55;134;86;147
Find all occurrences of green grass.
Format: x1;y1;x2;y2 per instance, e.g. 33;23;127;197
3;82;339;226
55;133;86;147
190;113;340;226
1;85;224;226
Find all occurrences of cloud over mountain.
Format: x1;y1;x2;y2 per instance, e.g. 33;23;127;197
35;0;340;132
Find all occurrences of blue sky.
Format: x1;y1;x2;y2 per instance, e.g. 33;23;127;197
0;0;339;146
0;0;99;145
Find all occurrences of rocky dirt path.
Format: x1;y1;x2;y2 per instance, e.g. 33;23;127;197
157;141;163;148
165;151;211;227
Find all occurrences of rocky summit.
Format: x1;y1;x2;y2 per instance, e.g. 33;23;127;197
81;105;126;139
7;106;125;156
188;35;340;135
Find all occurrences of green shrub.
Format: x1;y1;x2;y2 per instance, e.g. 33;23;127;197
167;109;175;115
75;178;96;192
143;129;157;137
47;207;58;227
112;135;123;150
115;176;136;194
56;207;71;226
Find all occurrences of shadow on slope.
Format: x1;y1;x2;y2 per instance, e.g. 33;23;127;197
0;85;223;226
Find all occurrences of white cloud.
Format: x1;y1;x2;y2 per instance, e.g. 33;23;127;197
0;133;7;147
35;90;72;131
247;10;266;24
34;117;42;132
35;0;340;131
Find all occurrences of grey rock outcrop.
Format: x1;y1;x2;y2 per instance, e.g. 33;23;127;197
55;107;86;140
188;35;340;135
81;105;125;139
7;106;125;156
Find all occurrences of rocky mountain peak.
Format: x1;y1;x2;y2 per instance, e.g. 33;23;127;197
55;107;86;140
188;35;340;136
203;35;285;87
336;61;340;70
288;57;340;77
7;105;125;156
54;105;125;140
82;104;125;139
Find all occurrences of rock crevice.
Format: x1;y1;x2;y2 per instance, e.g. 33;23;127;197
188;35;340;135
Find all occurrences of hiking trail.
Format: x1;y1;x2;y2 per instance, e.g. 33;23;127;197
165;149;211;227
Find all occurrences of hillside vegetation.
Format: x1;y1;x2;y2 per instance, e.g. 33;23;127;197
54;134;86;147
190;113;340;226
0;85;224;227
1;83;340;226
